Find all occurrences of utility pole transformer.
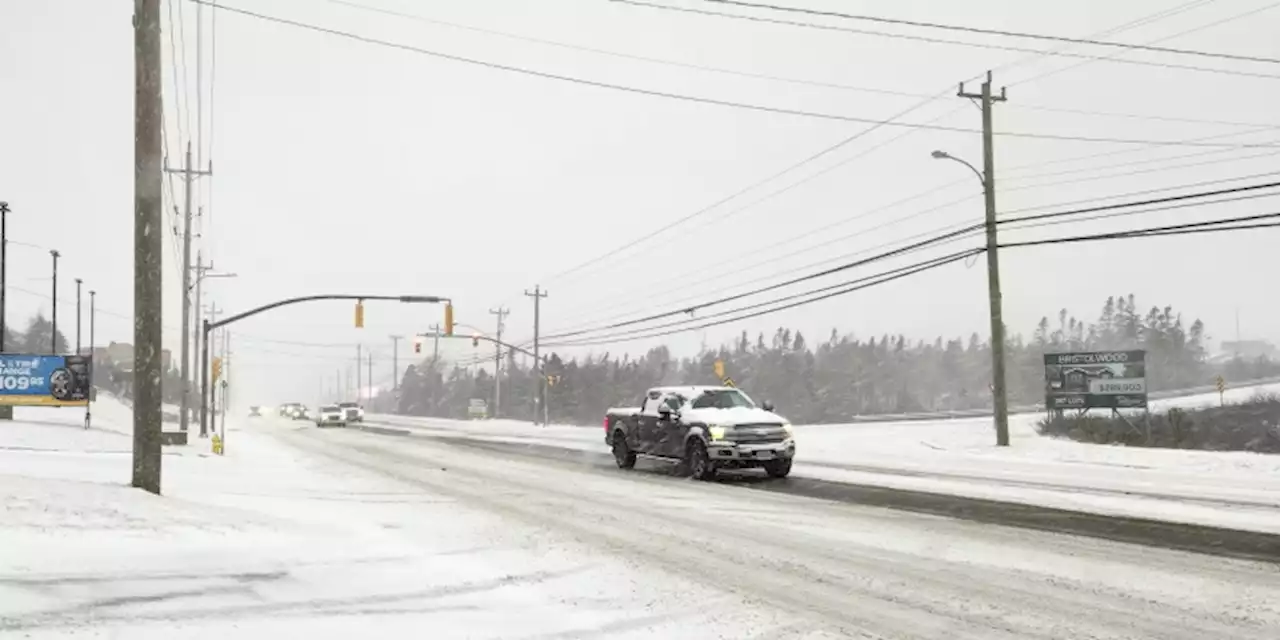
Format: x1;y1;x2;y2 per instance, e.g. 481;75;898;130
489;307;508;418
959;71;1010;447
524;286;547;425
134;0;164;494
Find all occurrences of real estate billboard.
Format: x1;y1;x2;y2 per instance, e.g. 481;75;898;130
0;354;93;407
1043;350;1147;410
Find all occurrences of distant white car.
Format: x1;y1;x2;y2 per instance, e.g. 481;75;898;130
315;405;346;428
337;401;365;424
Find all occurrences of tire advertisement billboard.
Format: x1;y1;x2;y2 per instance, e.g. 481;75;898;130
1043;350;1147;410
0;354;93;407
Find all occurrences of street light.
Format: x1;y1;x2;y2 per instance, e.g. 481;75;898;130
931;148;1010;447
931;150;984;187
49;249;60;353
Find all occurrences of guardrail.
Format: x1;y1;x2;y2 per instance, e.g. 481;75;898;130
843;376;1280;424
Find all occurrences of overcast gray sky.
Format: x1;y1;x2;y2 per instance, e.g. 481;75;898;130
2;0;1277;408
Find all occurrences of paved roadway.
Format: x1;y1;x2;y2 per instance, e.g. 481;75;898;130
273;422;1280;640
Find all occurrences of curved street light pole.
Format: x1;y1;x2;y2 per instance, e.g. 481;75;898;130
932;144;1009;447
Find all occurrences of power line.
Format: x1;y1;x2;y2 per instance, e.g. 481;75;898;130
198;2;1280;148
540;180;1280;341
1009;1;1280;89
703;0;1280;65
531;88;961;288
546;214;1278;349
331;0;1277;131
539;153;1280;339
609;0;1280;81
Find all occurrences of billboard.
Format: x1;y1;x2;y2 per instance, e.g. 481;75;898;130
0;354;93;407
1043;350;1147;410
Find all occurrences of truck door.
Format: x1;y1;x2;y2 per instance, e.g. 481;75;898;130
657;393;689;458
637;391;664;455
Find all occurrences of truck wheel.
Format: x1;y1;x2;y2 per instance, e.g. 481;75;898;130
687;440;715;481
764;458;792;479
612;431;637;469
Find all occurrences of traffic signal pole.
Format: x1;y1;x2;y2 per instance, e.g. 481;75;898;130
199;294;449;439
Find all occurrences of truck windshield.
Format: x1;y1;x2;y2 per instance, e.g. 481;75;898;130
691;389;755;410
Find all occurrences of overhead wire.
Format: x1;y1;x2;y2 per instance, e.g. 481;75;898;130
523;2;1278;333
702;0;1280;64
197;2;1280;147
334;0;1276;131
546;213;1279;349
608;0;1280;80
1009;0;1280;88
540;179;1280;342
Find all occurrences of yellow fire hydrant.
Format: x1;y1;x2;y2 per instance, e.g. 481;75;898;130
211;434;224;456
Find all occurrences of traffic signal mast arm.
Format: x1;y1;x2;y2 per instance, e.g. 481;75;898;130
424;331;545;364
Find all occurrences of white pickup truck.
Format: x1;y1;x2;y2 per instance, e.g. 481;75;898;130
603;385;795;480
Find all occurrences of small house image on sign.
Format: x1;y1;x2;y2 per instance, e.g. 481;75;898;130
1060;365;1116;393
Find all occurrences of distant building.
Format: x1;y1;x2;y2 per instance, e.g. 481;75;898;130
99;342;173;372
1220;340;1277;360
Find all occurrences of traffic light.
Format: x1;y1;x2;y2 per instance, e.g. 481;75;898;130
354;301;365;328
472;333;480;348
414;340;422;354
444;303;454;336
212;357;223;382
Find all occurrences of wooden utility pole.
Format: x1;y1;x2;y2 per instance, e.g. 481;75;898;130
959;71;1010;447
489;307;508;418
524;286;548;425
134;0;164;494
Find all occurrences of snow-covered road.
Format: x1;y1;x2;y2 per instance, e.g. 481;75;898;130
364;382;1280;533
5;402;1280;638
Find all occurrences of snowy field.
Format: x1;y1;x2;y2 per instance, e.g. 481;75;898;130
5;398;1280;638
367;382;1280;534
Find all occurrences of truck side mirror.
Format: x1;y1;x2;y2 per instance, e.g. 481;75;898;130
657;406;673;420
762;401;775;412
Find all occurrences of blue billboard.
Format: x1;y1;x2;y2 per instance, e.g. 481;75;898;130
0;354;92;407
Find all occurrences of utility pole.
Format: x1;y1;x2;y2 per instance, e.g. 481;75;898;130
524;286;547;425
489;307;508;418
220;331;230;438
356;344;362;403
959;71;1010;447
389;335;402;391
428;323;441;362
166;145;209;434
89;289;96;380
367;350;373;407
199;302;222;437
74;278;82;354
0;201;8;354
134;0;164;494
49;250;60;353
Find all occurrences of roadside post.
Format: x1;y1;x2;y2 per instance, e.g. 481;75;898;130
1216;375;1227;406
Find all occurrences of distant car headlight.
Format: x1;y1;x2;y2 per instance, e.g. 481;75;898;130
708;426;726;441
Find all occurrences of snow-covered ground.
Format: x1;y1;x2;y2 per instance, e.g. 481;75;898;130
5;398;1280;637
367;382;1280;534
0;399;799;638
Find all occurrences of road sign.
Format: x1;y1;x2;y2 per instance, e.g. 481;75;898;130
1216;375;1226;405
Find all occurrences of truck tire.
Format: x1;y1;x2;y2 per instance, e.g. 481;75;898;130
764;458;792;479
612;430;637;469
687;440;715;481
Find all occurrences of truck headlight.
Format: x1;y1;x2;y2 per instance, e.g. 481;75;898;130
708;426;726;441
783;423;793;436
